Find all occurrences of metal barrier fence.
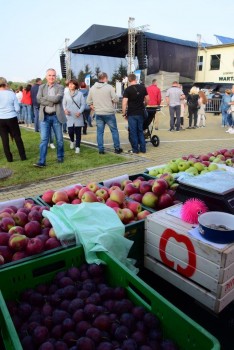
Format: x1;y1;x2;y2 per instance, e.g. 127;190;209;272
205;99;221;113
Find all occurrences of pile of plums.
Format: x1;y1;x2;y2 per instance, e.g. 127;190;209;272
7;263;178;349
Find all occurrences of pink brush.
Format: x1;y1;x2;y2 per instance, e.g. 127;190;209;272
181;198;208;224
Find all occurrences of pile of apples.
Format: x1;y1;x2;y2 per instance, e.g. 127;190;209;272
149;148;234;178
41;183;153;224
0;199;62;265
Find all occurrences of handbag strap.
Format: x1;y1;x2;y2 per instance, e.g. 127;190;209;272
71;95;80;109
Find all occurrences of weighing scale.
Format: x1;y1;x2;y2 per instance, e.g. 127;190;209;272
175;171;234;214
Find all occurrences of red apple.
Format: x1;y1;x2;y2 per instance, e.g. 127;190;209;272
41;217;52;229
122;208;135;224
65;187;77;201
74;184;83;196
55;201;66;206
0;212;11;220
41;190;55;204
8;226;25;235
123;183;139;196
96;188;109;201
0;246;13;262
71;198;81;204
26;237;44;255
142;192;158;208
112;207;125;222
1;217;15;232
121;179;132;189
28;210;42;223
137;210;151;220
152;179;168;196
78;187;90;199
0;208;14;215
109;189;125;205
105;198;120;208
108;185;123;195
12;251;28;261
128;193;143;203
126;201;142;215
52;190;69;204
139;181;152;194
157;193;173;209
24;221;41;238
24;199;35;210
132;178;142;188
17;207;30;215
45;237;61;250
86;182;100;193
0;232;11;245
13;212;28;227
81;191;97;203
9;234;28;251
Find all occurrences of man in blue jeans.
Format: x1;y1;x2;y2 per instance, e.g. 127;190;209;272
33;68;66;167
86;72;122;154
122;74;149;154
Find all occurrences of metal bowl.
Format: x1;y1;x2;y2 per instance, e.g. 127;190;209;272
198;211;234;244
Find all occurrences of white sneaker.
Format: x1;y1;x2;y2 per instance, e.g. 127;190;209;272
50;143;56;149
226;127;233;133
229;129;234;134
70;141;75;149
75;147;80;154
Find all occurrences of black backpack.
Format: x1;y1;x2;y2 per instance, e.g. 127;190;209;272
187;94;199;109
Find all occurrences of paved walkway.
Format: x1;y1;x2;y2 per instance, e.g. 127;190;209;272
0;108;233;201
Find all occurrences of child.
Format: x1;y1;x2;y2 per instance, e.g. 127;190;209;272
197;90;207;127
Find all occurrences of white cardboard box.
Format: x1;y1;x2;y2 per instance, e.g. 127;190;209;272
144;204;234;313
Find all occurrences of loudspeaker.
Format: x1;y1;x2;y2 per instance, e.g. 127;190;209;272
60;53;66;78
137;33;148;70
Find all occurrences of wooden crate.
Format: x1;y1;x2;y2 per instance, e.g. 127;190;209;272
144;204;234;313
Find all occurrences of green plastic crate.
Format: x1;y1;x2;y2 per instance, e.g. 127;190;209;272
0;246;219;350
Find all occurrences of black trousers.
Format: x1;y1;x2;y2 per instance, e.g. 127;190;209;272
0;117;26;162
68;125;82;148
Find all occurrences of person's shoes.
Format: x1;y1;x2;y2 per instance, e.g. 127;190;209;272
63;130;67;134
83;132;87;135
155;127;158;130
75;147;80;154
50;143;56;149
57;159;64;163
226;127;233;133
176;129;180;132
7;159;13;162
168;128;174;132
70;141;75;149
202;125;205;128
229;129;234;134
128;150;139;154
114;148;123;154
187;126;192;129
89;124;93;127
21;156;27;161
33;163;45;168
99;151;105;154
139;150;146;153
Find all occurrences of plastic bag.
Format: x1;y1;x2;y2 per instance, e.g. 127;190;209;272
43;202;137;272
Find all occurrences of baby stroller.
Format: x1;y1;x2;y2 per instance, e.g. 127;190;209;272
143;106;160;147
128;106;160;149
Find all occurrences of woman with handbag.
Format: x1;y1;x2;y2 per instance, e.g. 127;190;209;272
62;79;85;154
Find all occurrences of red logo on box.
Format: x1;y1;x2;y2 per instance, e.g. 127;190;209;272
159;228;196;277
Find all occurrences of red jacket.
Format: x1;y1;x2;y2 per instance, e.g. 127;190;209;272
146;84;161;106
21;89;32;105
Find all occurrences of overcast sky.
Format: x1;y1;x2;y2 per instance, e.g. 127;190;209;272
1;0;232;82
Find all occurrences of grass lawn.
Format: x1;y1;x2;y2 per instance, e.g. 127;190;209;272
0;128;126;188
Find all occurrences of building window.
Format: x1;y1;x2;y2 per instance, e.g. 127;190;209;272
210;54;221;70
197;56;203;71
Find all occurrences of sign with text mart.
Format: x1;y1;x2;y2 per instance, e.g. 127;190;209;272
144;204;234;313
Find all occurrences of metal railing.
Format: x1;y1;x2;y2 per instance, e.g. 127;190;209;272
205;99;221;113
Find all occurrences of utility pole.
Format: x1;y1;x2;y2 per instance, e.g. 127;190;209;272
127;17;150;75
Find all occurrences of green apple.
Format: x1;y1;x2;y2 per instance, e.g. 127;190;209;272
162;167;173;174
175;158;184;164
185;167;198;175
149;168;160;177
193;162;205;172
168;162;179;173
208;163;218;171
209;156;215;161
177;161;189;172
200;169;209;175
225;159;233;166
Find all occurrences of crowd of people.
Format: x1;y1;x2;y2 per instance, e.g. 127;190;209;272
1;69;234;166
